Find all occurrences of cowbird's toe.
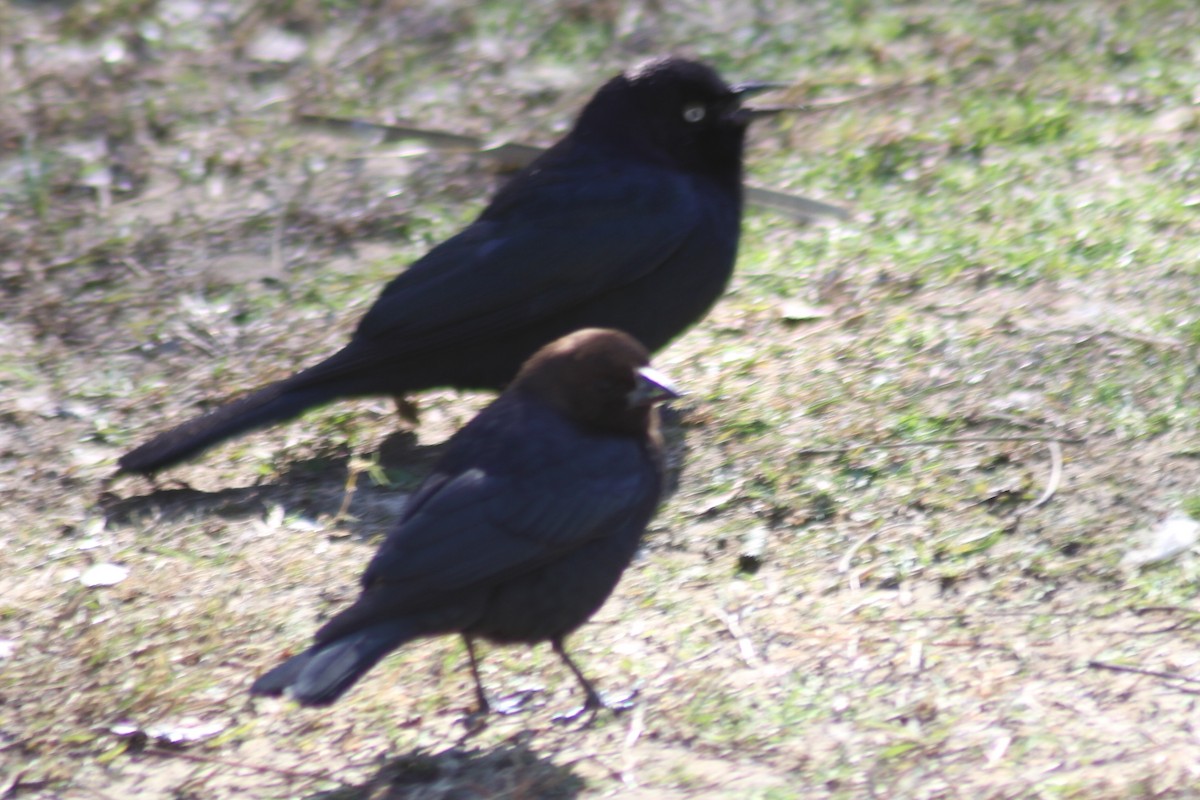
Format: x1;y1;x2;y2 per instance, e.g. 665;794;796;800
491;686;545;716
551;687;638;726
600;687;639;713
457;708;491;741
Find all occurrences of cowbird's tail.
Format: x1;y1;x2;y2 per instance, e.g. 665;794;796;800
250;620;418;706
117;378;338;475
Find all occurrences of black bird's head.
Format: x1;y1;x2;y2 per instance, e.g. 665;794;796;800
573;56;779;178
512;329;680;436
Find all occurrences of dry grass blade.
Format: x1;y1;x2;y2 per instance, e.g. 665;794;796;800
295;113;851;221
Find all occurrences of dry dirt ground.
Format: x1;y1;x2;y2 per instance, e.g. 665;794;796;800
4;1;1200;798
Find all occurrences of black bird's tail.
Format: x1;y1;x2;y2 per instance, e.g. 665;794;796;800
117;379;339;475
250;620;419;706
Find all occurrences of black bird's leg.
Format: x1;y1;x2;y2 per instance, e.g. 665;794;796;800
394;396;421;428
463;635;490;714
456;636;493;739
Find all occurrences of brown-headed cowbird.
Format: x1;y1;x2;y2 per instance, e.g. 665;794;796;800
119;57;779;474
249;329;677;715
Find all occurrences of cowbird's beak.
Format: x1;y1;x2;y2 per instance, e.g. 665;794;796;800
629;366;681;407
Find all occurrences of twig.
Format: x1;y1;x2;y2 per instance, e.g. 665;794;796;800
1133;605;1200;616
1086;660;1200;686
335;466;359;521
852;607;1118;625
744;186;851;221
1127;606;1200;635
176;323;221;358
797;435;1085;456
712;606;764;668
782;80;916;111
909;641;925;673
119;255;151;279
1000;437;1066;529
1030;326;1186;351
1024;439;1063;512
620;703;645;789
837;528;880;575
270;202;286;278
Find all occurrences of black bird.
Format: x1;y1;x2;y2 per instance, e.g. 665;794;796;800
121;57;775;474
249;329;677;715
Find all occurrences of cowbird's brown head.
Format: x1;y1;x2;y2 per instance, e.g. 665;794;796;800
573;56;783;179
512;329;679;436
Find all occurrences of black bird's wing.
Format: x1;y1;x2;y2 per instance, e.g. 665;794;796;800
115;158;699;475
350;164;702;357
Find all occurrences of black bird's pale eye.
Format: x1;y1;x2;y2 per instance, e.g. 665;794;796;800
682;104;707;123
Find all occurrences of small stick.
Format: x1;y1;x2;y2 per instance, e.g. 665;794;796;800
1030;440;1063;509
712;606;764;668
1087;660;1200;686
796;435;1084;456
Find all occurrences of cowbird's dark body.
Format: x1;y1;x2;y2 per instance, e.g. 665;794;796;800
120;57;769;475
250;329;675;709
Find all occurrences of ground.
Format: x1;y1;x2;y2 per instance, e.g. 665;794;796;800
3;1;1200;798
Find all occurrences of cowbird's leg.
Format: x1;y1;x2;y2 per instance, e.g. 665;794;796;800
550;638;636;725
394;396;420;428
553;638;602;710
463;636;490;714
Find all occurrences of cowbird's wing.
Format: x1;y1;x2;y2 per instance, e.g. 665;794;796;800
356;409;656;612
312;427;656;644
370;458;650;599
351;165;701;354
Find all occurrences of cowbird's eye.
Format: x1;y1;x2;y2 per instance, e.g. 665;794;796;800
682;104;706;123
596;376;623;396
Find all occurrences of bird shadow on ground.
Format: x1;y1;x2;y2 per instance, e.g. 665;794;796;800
99;412;693;538
97;430;447;540
306;738;586;800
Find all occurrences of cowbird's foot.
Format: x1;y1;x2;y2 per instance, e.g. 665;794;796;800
457;707;490;741
491;686;544;716
551;687;638;727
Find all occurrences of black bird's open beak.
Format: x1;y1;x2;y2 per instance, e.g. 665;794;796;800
732;81;791;97
729;80;798;122
629;366;681;407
